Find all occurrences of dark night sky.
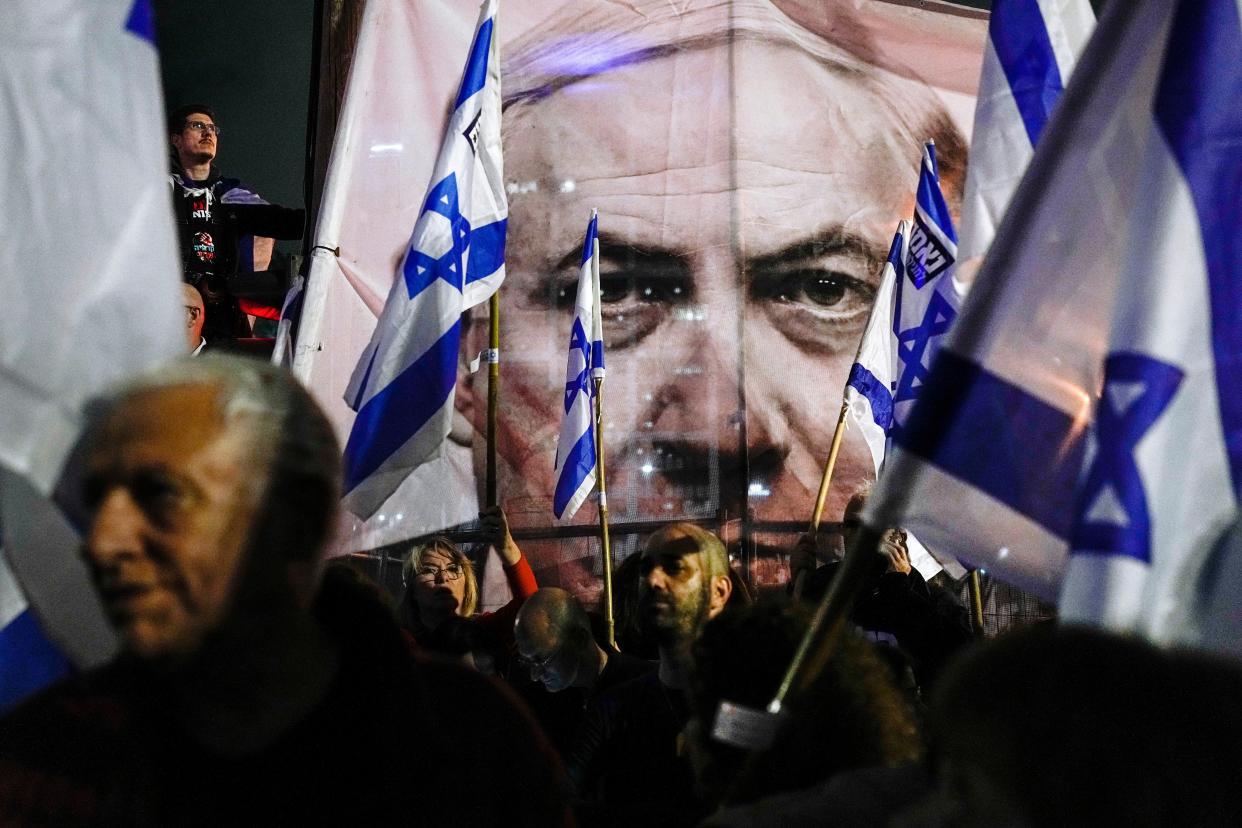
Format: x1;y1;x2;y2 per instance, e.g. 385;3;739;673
154;0;314;219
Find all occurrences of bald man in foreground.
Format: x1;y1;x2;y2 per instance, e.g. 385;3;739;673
568;523;734;828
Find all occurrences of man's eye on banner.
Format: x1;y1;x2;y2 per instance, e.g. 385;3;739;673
295;0;988;603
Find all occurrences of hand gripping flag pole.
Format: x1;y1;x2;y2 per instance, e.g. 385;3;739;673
554;212;614;645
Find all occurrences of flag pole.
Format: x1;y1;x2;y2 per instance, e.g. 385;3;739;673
593;376;616;649
968;570;985;634
793;399;850;599
485;293;500;507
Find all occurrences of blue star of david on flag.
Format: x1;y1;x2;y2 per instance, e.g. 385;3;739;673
894;291;956;414
564;318;592;413
1070;353;1184;564
891;142;958;433
403;176;471;297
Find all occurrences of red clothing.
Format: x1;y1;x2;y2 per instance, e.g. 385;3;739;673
472;554;539;653
409;554;538;663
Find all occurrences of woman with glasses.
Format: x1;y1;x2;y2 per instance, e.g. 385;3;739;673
397;505;537;671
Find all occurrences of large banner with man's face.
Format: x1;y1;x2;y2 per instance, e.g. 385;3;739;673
296;0;986;600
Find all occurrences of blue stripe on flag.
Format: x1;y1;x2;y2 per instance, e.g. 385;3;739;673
455;16;494;108
553;428;596;518
0;609;71;713
847;363;894;430
991;0;1065;146
1153;0;1242;496
343;322;462;492
125;0;156;44
465;218;508;285
580;214;598;266
894;351;1085;539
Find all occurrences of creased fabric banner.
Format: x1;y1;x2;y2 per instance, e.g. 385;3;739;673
294;0;986;600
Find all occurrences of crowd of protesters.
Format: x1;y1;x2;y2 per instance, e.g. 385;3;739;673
2;100;1242;825
2;351;1241;826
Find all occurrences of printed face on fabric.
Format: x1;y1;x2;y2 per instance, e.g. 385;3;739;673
456;1;964;598
81;384;260;660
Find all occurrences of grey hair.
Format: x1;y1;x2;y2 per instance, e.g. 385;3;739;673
103;354;342;562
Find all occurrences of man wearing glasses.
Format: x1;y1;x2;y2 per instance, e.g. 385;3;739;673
168;103;304;344
182;283;206;355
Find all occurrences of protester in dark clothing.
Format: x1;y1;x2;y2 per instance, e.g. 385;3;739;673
168;104;303;343
688;599;923;822
918;624;1242;828
569;523;734;828
513;587;656;756
0;356;571;826
516;587;653;697
790;487;974;694
396;508;537;671
0;556;571;827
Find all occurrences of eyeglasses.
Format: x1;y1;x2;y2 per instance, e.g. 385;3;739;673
414;563;465;582
518;646;562;675
185;120;221;136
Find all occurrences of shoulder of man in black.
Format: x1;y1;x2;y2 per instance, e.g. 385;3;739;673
0;572;572;827
593;649;657;701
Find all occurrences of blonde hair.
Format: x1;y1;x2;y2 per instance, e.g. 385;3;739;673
400;537;479;628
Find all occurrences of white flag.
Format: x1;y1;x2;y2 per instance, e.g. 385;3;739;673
0;0;183;708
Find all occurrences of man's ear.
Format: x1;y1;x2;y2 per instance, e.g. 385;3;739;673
708;572;732;618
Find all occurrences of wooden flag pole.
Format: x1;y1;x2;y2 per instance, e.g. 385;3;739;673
594;376;616;650
485;292;500;507
968;570;986;634
793;399;851;600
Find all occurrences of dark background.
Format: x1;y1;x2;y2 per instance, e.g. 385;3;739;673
154;0;315;247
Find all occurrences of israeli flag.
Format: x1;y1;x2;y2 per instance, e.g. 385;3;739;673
892;142;959;434
1;0;182;709
342;0;507;519
553;212;605;521
867;0;1242;643
0;548;70;713
845;221;945;580
845;221;905;473
959;0;1095;264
